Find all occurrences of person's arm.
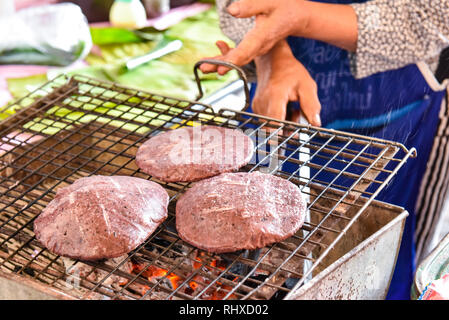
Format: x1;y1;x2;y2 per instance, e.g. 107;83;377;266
217;0;357;72
216;0;449;79
299;2;357;52
349;0;449;78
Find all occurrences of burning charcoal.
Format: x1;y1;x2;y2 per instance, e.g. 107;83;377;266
219;249;261;278
145;237;173;253
271;278;300;300
128;285;149;297
62;255;133;292
13;265;35;277
106;255;134;274
62;257;94;279
284;277;300;289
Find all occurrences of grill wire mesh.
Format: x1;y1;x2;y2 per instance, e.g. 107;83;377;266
0;75;415;300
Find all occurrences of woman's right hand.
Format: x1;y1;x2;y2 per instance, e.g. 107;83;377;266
216;0;357;72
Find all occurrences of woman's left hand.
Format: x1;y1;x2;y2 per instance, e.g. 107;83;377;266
200;40;321;127
252;40;321;127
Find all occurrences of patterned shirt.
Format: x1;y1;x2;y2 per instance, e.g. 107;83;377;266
216;0;449;79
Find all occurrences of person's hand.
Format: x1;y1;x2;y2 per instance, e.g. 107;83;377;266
198;40;233;74
226;0;310;68
216;0;357;71
252;40;321;127
200;40;321;127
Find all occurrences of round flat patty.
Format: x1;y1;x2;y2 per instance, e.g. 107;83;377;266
135;126;254;182
176;172;307;253
34;175;169;261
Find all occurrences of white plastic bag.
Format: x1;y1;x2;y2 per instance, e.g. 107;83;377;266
0;3;92;66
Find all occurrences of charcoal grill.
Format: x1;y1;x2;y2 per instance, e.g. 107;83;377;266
0;60;416;300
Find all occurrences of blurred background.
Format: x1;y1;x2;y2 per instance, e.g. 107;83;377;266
0;0;245;119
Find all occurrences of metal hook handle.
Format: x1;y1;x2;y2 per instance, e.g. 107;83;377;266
193;59;251;111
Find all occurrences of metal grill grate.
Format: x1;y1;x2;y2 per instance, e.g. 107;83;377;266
0;73;415;300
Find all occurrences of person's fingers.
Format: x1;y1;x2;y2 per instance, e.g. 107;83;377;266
214;41;233;74
283;107;303;139
227;0;273;18
267;95;288;122
222;24;276;68
256;92;287;139
215;40;231;54
298;83;322;127
216;65;229;75
199;41;233;73
251;90;265;117
252;87;287;120
199;59;219;73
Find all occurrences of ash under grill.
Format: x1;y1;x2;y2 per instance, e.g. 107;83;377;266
0;74;415;300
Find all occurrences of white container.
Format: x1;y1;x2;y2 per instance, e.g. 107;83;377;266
109;0;147;29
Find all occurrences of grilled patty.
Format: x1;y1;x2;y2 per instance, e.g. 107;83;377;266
135;126;254;182
34;175;169;261
176;172;306;253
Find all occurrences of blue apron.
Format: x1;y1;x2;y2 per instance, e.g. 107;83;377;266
245;0;446;299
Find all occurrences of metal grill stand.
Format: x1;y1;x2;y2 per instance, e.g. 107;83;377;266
0;61;415;300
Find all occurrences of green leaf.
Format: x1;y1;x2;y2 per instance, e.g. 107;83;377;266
3;7;238;135
90;27;144;45
6;74;48;99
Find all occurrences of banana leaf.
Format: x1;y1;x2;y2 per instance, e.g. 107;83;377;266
0;41;87;66
81;9;237;100
3;7;236;135
90;28;145;45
